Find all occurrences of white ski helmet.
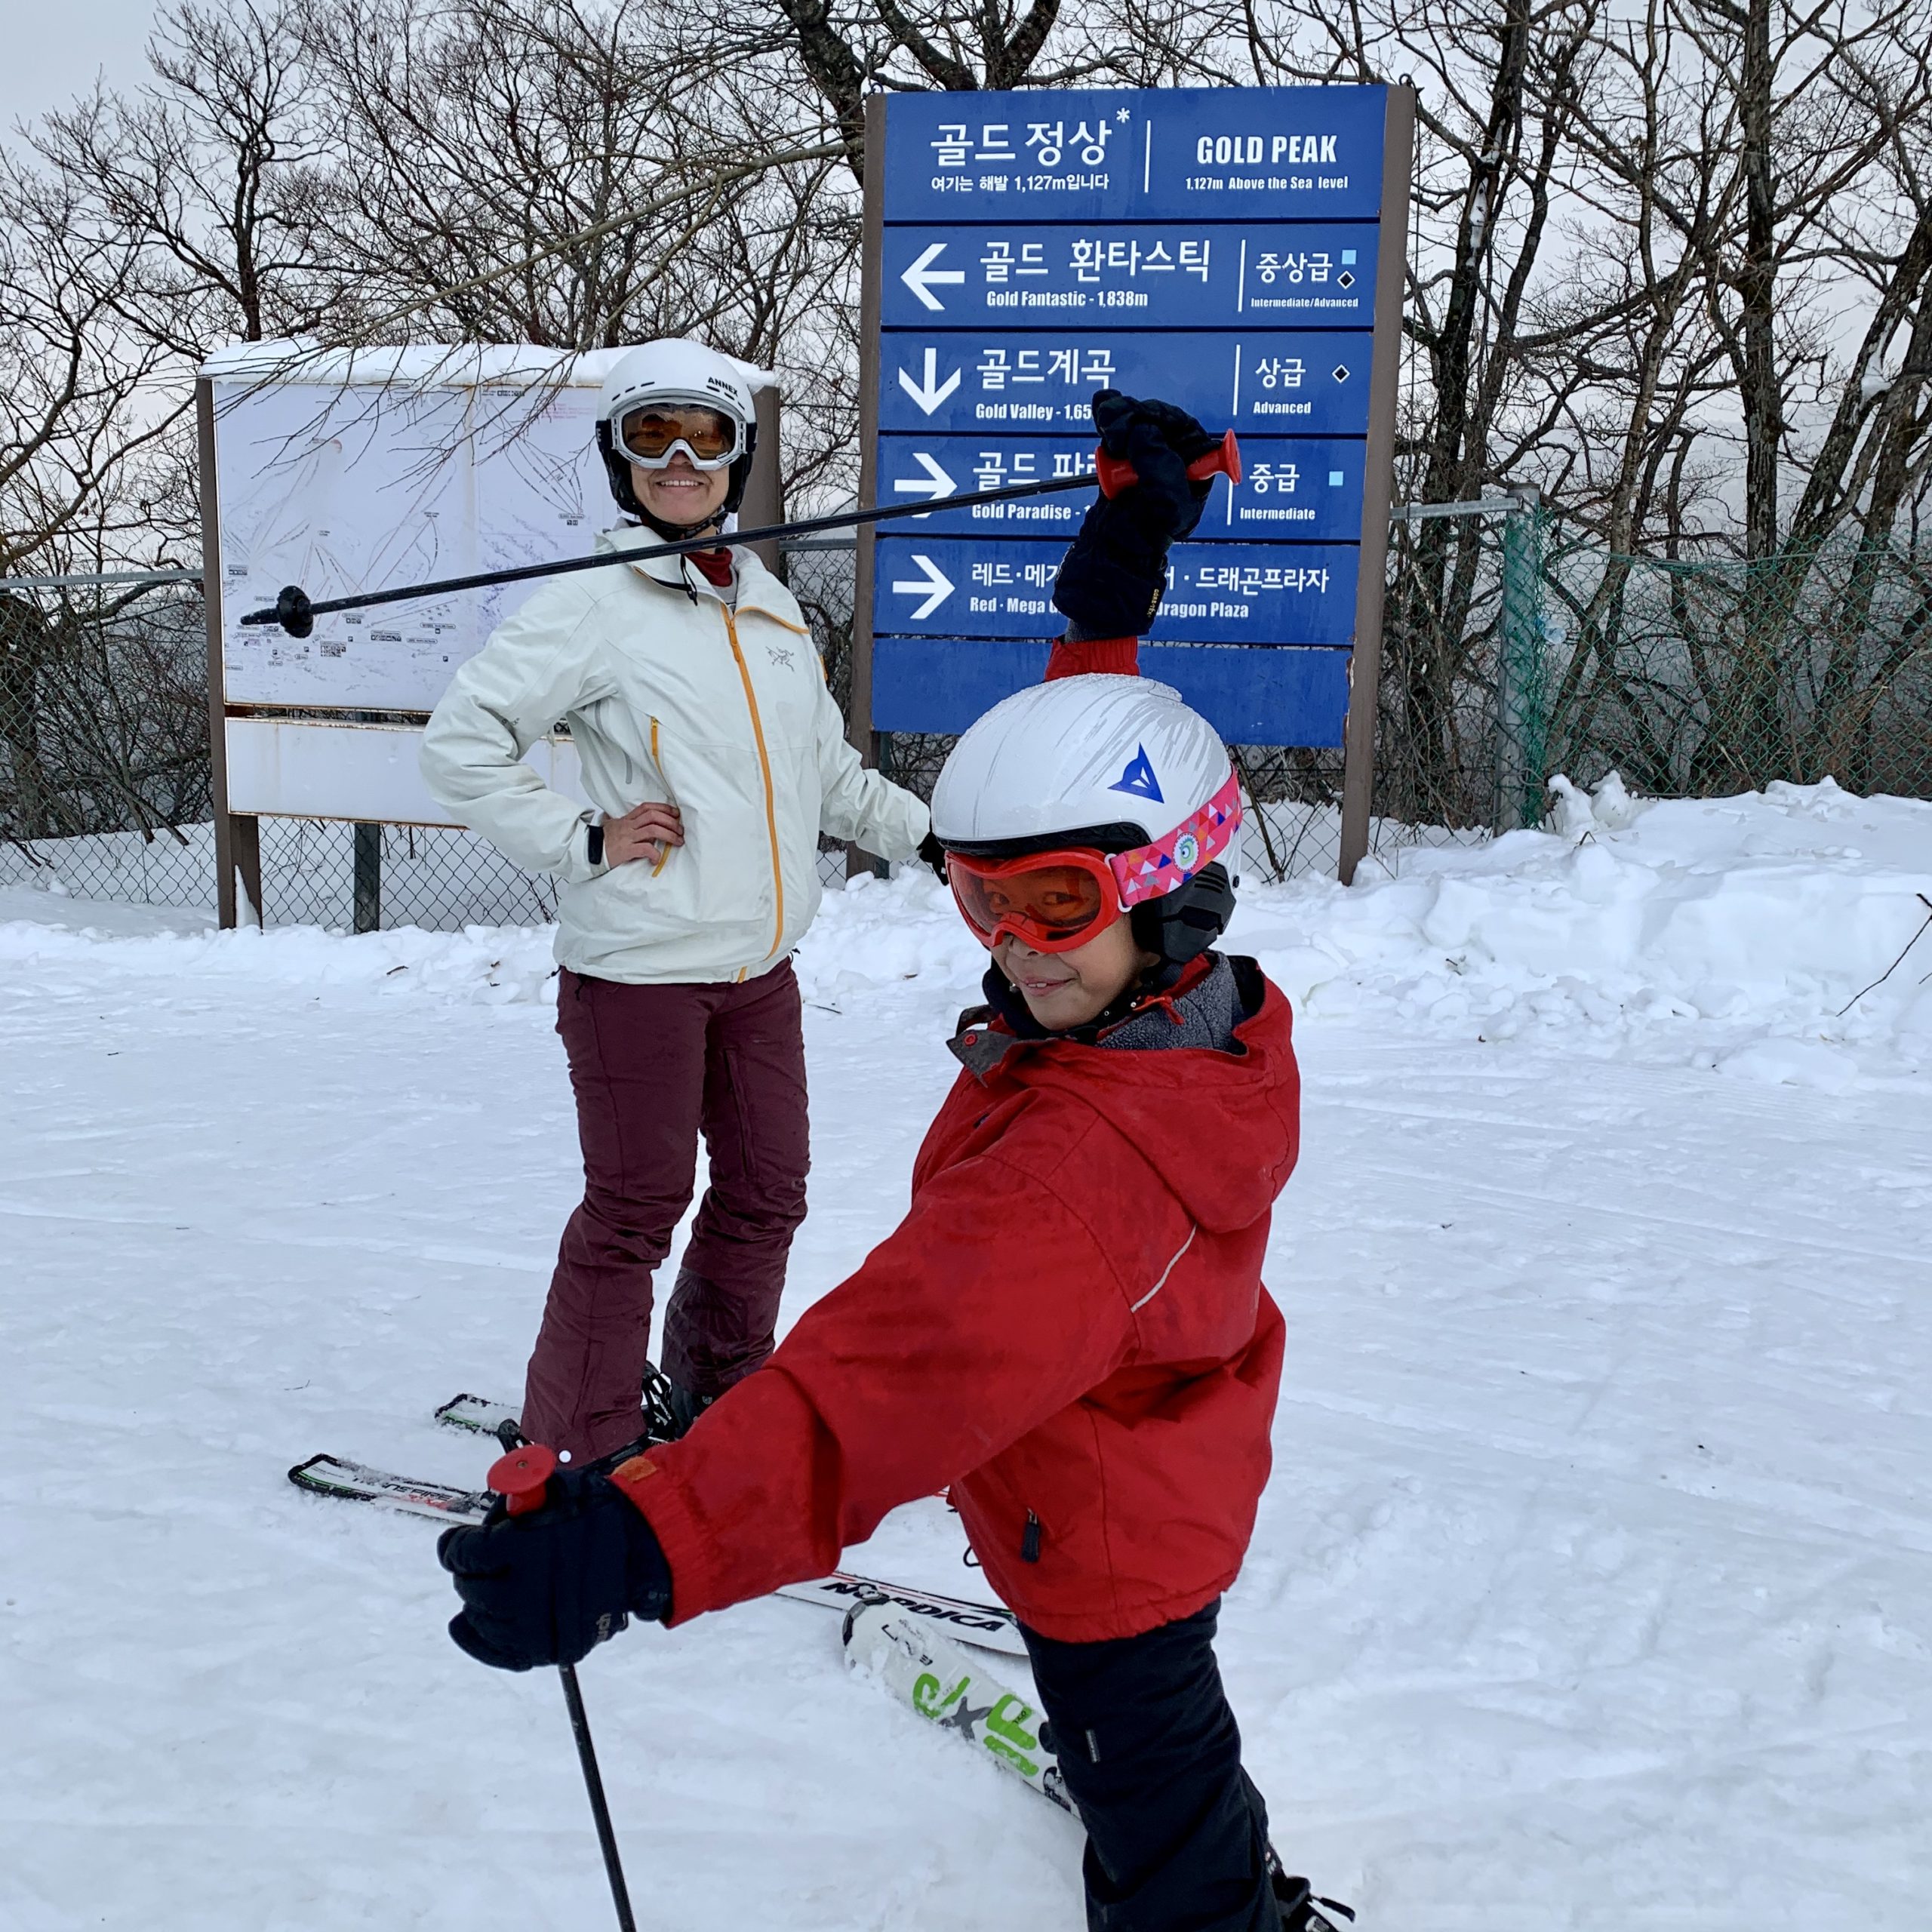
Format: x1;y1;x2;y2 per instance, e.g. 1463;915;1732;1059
932;675;1241;976
595;339;762;528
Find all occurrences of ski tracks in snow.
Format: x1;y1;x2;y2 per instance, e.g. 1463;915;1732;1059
1232;1034;1932;1927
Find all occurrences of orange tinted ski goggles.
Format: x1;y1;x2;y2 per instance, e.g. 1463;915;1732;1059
948;848;1122;953
946;772;1244;954
617;402;743;467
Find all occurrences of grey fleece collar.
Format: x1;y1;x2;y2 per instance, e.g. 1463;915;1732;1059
948;954;1244;1081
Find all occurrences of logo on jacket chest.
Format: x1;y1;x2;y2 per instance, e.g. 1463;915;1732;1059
764;644;795;670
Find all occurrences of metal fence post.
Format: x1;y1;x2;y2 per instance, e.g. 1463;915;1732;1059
1494;494;1549;832
352;822;383;933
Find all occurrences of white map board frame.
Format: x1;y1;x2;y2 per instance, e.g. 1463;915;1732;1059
223;718;586;825
204;342;629;714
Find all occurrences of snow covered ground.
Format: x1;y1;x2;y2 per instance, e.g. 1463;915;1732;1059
3;777;1929;1930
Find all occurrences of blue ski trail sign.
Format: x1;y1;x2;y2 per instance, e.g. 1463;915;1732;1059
877;433;1368;542
881;223;1380;329
878;331;1374;436
851;84;1414;878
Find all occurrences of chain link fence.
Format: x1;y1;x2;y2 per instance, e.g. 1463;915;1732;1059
1;580;213;908
6;517;1927;928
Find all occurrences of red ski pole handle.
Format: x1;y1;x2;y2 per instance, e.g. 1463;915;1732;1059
1094;427;1242;499
488;1442;558;1516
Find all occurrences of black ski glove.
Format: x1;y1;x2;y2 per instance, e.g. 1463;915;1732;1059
438;1466;672;1672
1052;391;1218;641
918;829;948;880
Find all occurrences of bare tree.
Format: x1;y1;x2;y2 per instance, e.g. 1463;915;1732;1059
29;0;345;357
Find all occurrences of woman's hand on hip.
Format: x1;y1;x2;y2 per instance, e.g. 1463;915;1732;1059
603;801;684;866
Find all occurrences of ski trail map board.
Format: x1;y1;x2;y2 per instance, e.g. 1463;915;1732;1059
851;85;1414;876
205;348;616;714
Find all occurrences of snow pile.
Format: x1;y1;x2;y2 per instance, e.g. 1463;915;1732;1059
4;776;1928;1080
792;866;986;1002
0;891;561;1005
1232;776;1932;1084
808;777;1932;1084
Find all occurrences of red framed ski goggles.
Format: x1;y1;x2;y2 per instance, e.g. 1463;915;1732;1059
617;401;744;468
946;771;1241;954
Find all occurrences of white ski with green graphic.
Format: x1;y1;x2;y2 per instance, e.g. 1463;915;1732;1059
842;1597;1071;1813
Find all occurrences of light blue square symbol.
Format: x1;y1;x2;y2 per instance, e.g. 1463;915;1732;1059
1328;470;1345;486
1340;249;1357;264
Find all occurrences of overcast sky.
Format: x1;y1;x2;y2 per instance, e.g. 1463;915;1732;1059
5;0;160;137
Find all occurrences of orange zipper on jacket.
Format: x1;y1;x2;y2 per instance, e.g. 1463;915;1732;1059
648;717;673;877
721;608;785;958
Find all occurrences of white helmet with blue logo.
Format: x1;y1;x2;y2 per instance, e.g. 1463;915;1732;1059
931;674;1239;975
932;674;1232;853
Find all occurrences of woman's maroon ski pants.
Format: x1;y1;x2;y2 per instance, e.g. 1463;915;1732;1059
522;960;809;1462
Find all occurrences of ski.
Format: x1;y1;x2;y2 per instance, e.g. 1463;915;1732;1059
844;1597;1071;1811
286;1453;1028;1656
435;1383;682;1451
434;1392;521;1441
846;1599;1355;1927
288;1453;493;1521
772;1574;1024;1654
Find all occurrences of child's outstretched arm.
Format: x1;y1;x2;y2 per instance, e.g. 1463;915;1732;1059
615;1140;1146;1622
438;1118;1184;1671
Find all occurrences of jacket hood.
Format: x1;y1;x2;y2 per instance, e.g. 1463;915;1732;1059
955;956;1299;1235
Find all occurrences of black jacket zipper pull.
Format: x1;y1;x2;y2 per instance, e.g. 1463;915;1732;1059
1021;1511;1042;1563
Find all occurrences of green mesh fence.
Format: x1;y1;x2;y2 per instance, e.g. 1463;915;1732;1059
1538;529;1932;805
1367;509;1931;844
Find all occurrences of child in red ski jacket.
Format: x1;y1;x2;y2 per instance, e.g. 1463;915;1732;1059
438;398;1349;1932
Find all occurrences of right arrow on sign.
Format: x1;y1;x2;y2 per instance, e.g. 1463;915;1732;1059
900;243;966;312
891;452;957;503
889;553;954;620
897;348;962;414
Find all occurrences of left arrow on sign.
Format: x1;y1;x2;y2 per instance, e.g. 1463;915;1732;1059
900;243;967;312
889;553;954;619
891;453;956;503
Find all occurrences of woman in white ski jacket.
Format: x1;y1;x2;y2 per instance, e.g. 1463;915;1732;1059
421;339;929;1460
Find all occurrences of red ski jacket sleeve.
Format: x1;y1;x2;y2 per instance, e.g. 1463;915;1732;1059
611;1114;1149;1624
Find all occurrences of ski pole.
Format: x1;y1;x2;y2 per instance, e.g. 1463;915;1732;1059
240;430;1242;637
487;1443;639;1932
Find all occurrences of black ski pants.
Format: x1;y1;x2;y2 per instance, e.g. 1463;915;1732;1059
1021;1600;1279;1932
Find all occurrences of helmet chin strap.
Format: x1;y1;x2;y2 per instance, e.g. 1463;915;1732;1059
632;506;728;543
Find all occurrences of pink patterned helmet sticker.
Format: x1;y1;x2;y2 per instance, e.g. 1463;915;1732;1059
1109;770;1242;907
